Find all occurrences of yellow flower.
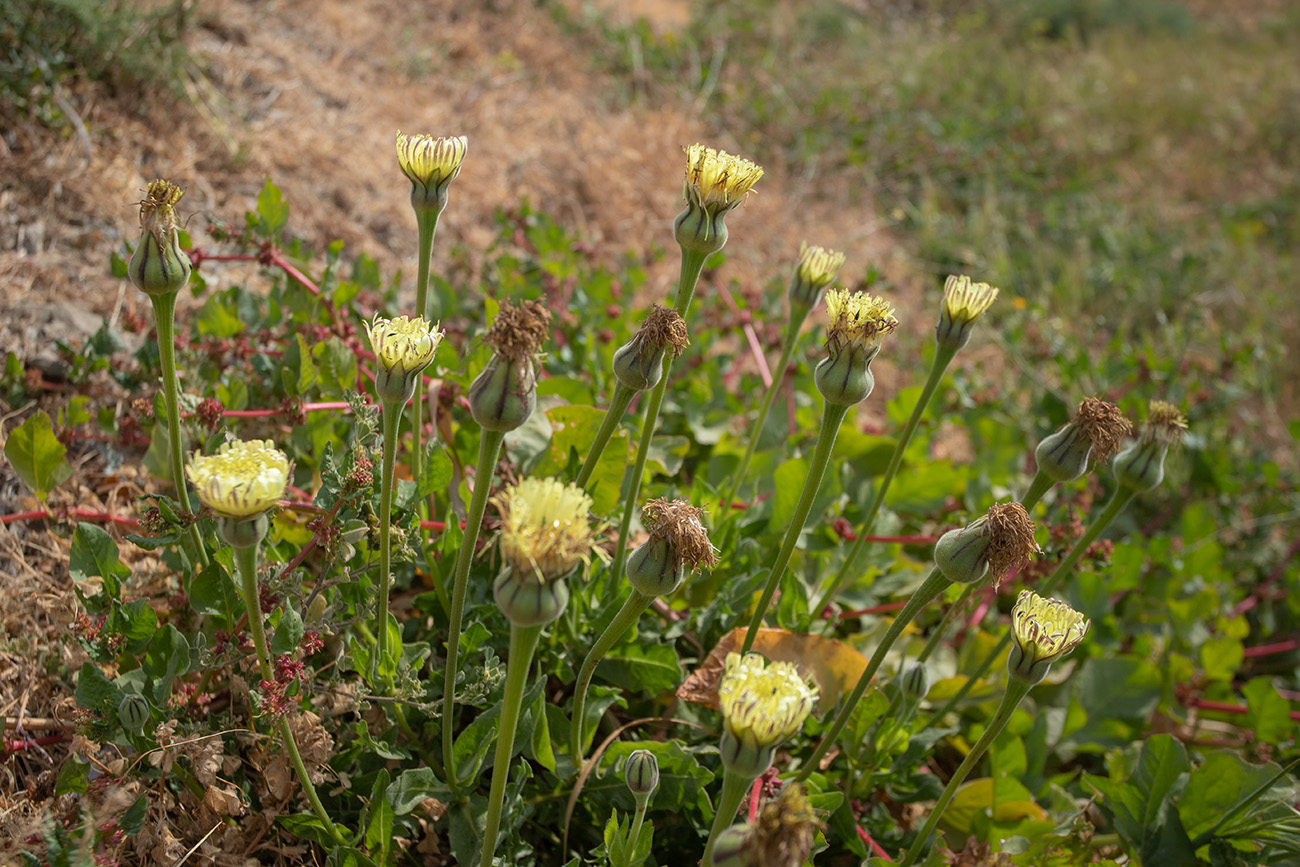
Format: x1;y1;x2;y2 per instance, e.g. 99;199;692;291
187;439;289;519
495;477;595;582
366;314;443;404
395;131;468;190
682;144;763;215
941;275;999;324
718;653;818;753
1008;590;1089;684
823;288;899;354
789;244;846;310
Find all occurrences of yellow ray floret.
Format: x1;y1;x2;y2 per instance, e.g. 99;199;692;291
187;439;290;519
717;652;818;751
1010;590;1089;668
682;144;763;213
796;243;846;289
366;315;444;375
941;275;999;324
395;131;468;187
495;477;596;582
824;288;899;351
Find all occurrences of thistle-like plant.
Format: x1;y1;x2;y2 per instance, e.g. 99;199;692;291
186;438;344;845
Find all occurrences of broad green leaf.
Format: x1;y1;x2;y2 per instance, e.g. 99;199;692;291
75;661;122;715
363;770;394;862
271;603;305;656
255;179;289;238
386;768;450;815
70;523;130;600
1178;751;1292;842
109;599;157;655
597;741;714;816
187;559;241;619
282;333;320;396
4;411;73;500
196;293;245;338
597;640;682;694
1241;678;1293;745
1199;636;1243;682
142;625;190;700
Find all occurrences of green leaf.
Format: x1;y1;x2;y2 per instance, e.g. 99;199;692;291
54;756;88;796
363;770;394;863
142;625;190;700
271;603;305;656
75;661;122;715
1241;677;1292;745
120;794;148;835
69;523;130;600
325;849;377;867
386;767;451;815
1178;752;1291;842
1064;657;1163;750
282;333;320;397
187;559;241;619
4;411;73;500
1086;735;1196;866
255;179;290;238
278;813;340;846
197;292;246;338
314;336;358;399
767;457;808;533
597;640;682;694
1199;636;1243;682
109;599;157;655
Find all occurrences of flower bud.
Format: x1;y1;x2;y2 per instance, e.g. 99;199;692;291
624;749;660;802
366;315;444;407
626;499;717;597
118;693;151;734
674;144;763;256
468;299;550;432
395;131;467;219
1007;589;1089;685
935;275;998;352
612;304;689;392
129;180;191;298
788;243;846;313
1112;400;1186;494
709;826;754;867
493;567;571;627
900;662;929;706
934;502;1039;588
814;288;898;406
1035;397;1133;483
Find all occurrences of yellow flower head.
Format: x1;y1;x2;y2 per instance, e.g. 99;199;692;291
941;275;998;324
717;653;818;752
682;144;763;214
495;477;596;582
1010;590;1089;674
796;244;846;290
187;439;289;519
139;179;184;240
823;288;899;353
366;315;443;376
395;131;468;189
1143;400;1188;446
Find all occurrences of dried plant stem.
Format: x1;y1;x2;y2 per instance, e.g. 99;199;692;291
923;488;1136;725
441;428;506;790
480;622;543;867
701;768;752;867
371;399;400;685
233;544;345;846
739;399;851;654
723;310;807;511
150;293;209;568
570;589;653;761
575;381;637;489
898;678;1031;866
796;568;951;783
609;249;708;588
811;344;957;618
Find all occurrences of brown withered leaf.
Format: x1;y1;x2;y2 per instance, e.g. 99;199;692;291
676;627;870;714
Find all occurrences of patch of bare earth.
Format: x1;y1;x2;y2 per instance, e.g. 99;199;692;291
0;0;926;861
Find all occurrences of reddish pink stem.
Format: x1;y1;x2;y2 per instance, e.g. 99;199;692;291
1;509;139;529
180;401;351;421
1188;698;1300;723
4;734;69;752
1243;639;1300;658
856;825;893;860
747;777;763;822
714;281;773;388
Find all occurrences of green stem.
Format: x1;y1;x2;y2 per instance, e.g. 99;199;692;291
234;543;345;846
796;568;951;783
150;292;208;568
811;346;956;619
701;768;753;867
739;400;851;654
410;209;439;488
371;399;401;687
480;622;543;867
899;679;1031;867
625;800;649;867
609;248;708;588
1022;470;1054;514
722;310;807;511
575;381;636;490
570;589;653;761
442;428;506;791
923;488;1137;724
915;584;974;665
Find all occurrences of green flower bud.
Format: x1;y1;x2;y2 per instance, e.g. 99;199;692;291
612;305;689;392
468;299;551;432
626;537;685;598
1007;589;1089;685
624;749;660;801
788;243;846;313
900;662;929;705
395;131;467;219
1035;397;1133;483
493;567;570;627
1112;400;1186;494
934;502;1039;588
118;693;150;734
709;825;754;867
814;288;898;406
129;180;191;298
719;728;776;780
673;144;763;256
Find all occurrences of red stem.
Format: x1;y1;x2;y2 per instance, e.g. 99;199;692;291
747;777;762;823
856;825;893;860
1242;639;1300;658
837;600;909;619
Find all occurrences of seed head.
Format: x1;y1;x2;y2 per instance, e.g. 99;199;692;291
187;438;290;519
485;298;551;363
642;498;718;572
1142;400;1188;446
750;783;823;867
934;501;1040;587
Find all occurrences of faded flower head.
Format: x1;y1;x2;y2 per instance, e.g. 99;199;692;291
187;438;290;519
750;783;823;867
484;298;551;363
612;304;690;392
1112;399;1187;493
495;477;595;583
129;179;191;297
937;275;998;351
934;501;1040;587
718;653;818;754
642;498;718;572
824;288;899;355
788;243;846;310
395;132;468;191
682;143;763;215
1074;397;1134;462
470;299;552;431
139;179;184;237
1035;396;1133;483
1141;400;1188;446
1008;589;1089;684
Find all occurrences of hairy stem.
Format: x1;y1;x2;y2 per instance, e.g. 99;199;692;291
701;768;753;867
371;399;400;686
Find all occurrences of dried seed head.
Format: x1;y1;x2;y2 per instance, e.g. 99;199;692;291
642;498;718;572
934;501;1040;588
485;298;551;363
1143;400;1188;446
639;304;690;356
751;783;823;867
612;305;689;391
1112;399;1187;493
129;179;191;297
1074;397;1133;463
139;179;184;237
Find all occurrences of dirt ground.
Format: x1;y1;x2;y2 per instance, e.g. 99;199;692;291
0;0;921;859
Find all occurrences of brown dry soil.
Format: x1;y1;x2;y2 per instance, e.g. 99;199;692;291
0;0;931;862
